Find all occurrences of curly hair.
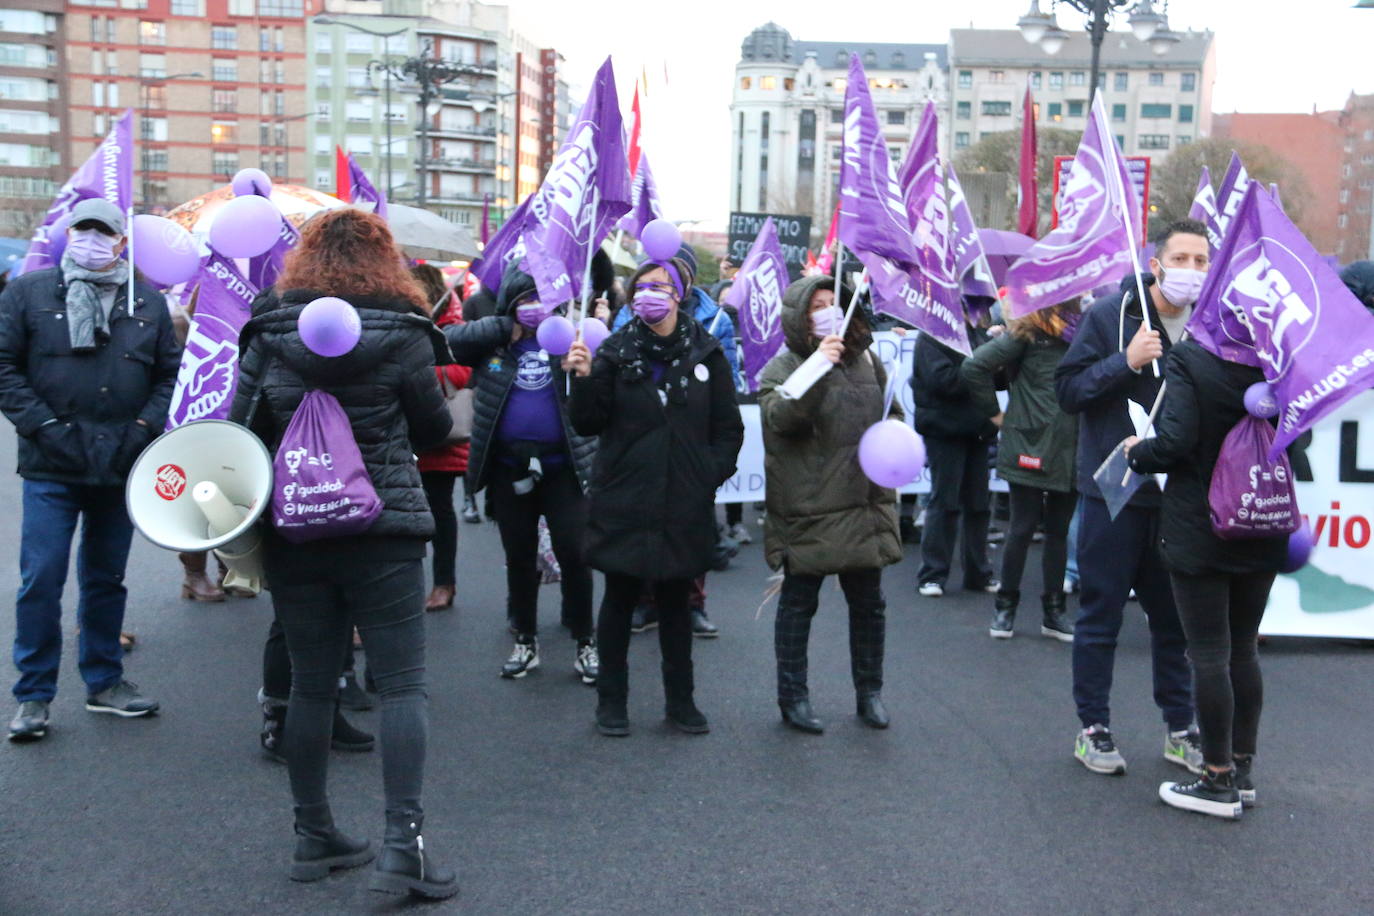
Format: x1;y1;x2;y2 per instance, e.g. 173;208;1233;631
1010;300;1077;341
277;209;427;313
409;263;448;317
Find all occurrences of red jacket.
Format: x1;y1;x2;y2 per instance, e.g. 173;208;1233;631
417;295;472;474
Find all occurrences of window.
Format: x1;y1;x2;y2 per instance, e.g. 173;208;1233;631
345;134;370;154
170;0;204;14
228;0;253;13
0;10;47;33
315;169;332;189
758;110;770;210
0;109;54;134
344;32;373;54
954;132;970;149
1138;134;1170;150
259;0;303;16
106;17;117;41
140;84;164;109
784;77;795;91
347;68;370;88
1114;72;1128;91
739;76;751;90
981;100;1012;117
1047;102;1062;121
314;32;333;53
1181;72;1196;92
212;88;236;112
957;70;972;89
887;110;905;125
1179;104;1194;124
140;116;167;141
956;100;971;120
1177;135;1192;146
1067;100;1083;118
101;48;118;75
210;121;236;144
212;150;239;176
139;54;166;78
0;143;51;166
1111;103;1126;122
211;26;237;50
1140;103;1172;118
0;76;48;102
830;107;843;124
760;76;777;90
92;82;105;106
346;99;373;121
1115;134;1126;149
0;44;48;68
1030;71;1042;90
1339;214;1349;229
988;70;1004;84
141;148;168;172
1049;71;1063;90
1069;71;1086;86
314;65;332;85
1363;154;1374;166
1148;72;1164;86
274;60;285;84
138;21;164;44
212;59;237;81
833;51;847;68
313;135;332;154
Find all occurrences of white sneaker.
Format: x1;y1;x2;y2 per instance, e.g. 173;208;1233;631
500;639;539;679
574;642;599;685
1164;728;1205;774
918;582;944;598
727;523;753;545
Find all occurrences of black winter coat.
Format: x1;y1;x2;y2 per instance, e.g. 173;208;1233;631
1055;275;1175;508
0;267;180;486
1127;340;1289;576
443;268;596;494
229;288;452;542
911;326;998;441
569;315;744;581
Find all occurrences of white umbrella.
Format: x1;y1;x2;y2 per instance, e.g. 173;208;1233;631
385;204;480;261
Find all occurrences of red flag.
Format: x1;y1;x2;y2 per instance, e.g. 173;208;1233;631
462;269;481;299
334;146;352;202
627;85;643;177
804;250;819;275
1017;85;1038;237
816;200;841;273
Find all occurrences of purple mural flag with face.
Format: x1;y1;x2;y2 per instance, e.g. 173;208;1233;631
723;217;787;391
15;109;134;278
522;56;632;305
616;152;663;238
1189;183;1374;456
1005;95;1141;318
346;152;388;220
470;195;532;293
1188;165;1223;255
946;162;1000;302
166;254;257;430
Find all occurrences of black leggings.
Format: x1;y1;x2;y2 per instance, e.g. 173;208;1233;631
1000;484;1076;596
598;574;693;689
1170;570;1276;767
421;471;459;587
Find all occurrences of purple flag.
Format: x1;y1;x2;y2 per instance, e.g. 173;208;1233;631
616;152;663;238
1188;183;1374;455
166;254;257;430
14;109;134;278
1188;166;1223;254
247;215;299;291
723;217;787;391
470;195;532;292
1213;152;1250;243
946;162;999;301
521;57;632;305
1005;95;1141;318
346;152;388;220
1270;182;1283;213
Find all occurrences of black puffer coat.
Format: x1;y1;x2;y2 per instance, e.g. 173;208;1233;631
229;288;452;541
911;325;998;441
569;315;744;581
444;266;596;494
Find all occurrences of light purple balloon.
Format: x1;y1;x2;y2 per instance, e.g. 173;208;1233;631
536;315;577;355
1281;520;1314;573
231;167;273;198
208;194;282;258
640;219;682;262
1243;381;1278;419
857;419;926;489
299;297;362;357
581;317;610;355
131;214;202;287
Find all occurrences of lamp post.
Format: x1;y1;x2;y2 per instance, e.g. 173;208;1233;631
315;17;409;198
399;43;477;208
467;90;516;216
137;70;202;209
1015;0;1182;96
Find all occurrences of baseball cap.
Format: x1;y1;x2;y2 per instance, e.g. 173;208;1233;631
69;198;126;236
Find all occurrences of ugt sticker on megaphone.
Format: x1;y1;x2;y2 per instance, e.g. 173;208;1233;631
155;463;187;501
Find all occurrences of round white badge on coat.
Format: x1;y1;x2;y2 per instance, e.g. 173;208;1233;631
694;364;710;383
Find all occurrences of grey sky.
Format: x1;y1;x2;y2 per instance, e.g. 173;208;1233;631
507;0;1374;226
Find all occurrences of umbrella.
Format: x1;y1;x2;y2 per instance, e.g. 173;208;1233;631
385;204;480;262
978;228;1036;287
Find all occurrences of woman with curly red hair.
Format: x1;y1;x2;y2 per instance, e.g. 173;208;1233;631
230;209;458;899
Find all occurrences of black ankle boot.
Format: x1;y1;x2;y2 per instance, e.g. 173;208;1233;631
857;693;890;729
779;699;824;734
1040;592;1074;643
596;669;629;737
990;590;1019;639
331;704;374;752
663;664;709;734
289;802;373;882
370;810;459;899
260;692;287;764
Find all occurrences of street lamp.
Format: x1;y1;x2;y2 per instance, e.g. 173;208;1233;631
463;89;516;211
1016;0;1184;94
137;70;202;209
315;17;409;198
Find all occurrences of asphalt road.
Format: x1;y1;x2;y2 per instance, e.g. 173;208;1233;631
0;429;1370;914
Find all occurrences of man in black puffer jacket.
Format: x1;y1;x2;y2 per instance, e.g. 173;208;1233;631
445;264;599;685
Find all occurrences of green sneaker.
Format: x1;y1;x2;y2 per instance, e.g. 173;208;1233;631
1164;728;1204;774
1075;724;1126;775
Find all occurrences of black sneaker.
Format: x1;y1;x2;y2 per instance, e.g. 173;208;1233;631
1159;768;1243;819
500;638;539;678
86;680;159;717
339;671;374;711
260;692;288;763
630;605;658;634
8;700;49;742
331;707;375;752
691;608;719;639
1234;756;1257;807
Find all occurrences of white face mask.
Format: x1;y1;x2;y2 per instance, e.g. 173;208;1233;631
810;304;843;338
67;228;120;270
1157;265;1207;308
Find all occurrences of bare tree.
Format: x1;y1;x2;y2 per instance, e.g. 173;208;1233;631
1150;136;1311;234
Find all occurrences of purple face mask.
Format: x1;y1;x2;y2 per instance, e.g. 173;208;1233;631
514;299;552;329
632;287;677;325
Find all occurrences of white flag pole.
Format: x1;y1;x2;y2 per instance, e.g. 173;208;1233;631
578;186;601;336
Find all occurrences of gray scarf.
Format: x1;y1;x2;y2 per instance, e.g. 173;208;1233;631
61;250;130;352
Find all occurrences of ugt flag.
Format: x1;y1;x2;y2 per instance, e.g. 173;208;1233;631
15;109;134;277
521;56;632;306
1213;152;1250;243
616;151;663;238
1188;166;1223;254
1005;94;1141;318
947;162;999;302
1189;182;1374;456
469;194;532;292
723;217;787;392
166;254;257;429
345;152;388;219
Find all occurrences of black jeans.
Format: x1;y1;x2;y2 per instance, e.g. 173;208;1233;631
487;461;593;642
918;435;994;588
421;471;459;587
1170;570;1276;767
724;503;743;526
598;574;693;693
775;567;886;703
262;617;353;702
269;557;428;817
1000;484;1077;596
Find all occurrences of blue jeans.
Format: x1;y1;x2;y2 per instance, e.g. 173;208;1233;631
1065;504;1080;585
13;479;134;702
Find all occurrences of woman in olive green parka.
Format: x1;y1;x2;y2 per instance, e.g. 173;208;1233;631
757;275;902;735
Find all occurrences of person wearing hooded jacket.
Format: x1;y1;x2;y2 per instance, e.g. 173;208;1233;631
444;263;599;685
228;209;457;899
566;254;744;738
1053;218;1209;780
758;275;902;734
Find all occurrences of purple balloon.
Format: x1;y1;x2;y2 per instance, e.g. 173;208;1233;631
299;297;362;357
231;167;273;198
48;213;72;263
640;218;682;262
581;317;610;355
1243;381;1279;419
536;315;577;355
857;419;926;488
208;194;283;258
131;214;202;287
1281;520;1314;573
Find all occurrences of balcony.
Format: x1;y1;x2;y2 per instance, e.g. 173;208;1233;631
427;157;497;173
428;124;497;140
429;191;489;204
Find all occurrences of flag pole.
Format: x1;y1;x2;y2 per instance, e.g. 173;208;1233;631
127;109;136;317
570;186;600;395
